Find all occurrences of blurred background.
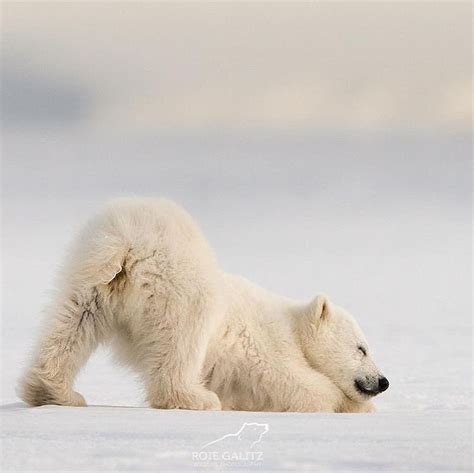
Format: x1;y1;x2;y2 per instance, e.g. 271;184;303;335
1;2;471;413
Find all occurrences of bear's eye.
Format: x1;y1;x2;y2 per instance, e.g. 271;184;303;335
358;346;367;356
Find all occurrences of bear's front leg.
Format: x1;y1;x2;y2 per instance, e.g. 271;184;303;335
338;397;376;413
282;367;377;413
273;369;346;413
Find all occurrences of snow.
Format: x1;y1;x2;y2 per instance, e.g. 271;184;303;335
1;404;471;471
1;132;472;471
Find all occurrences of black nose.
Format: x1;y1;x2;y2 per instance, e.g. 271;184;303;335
378;377;389;392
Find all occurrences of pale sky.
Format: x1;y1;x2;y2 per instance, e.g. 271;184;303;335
2;1;472;134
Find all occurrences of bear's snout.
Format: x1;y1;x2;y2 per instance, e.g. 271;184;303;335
355;375;389;396
378;376;389;392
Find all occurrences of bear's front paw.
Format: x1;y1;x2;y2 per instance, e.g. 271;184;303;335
359;401;376;413
340;398;376;413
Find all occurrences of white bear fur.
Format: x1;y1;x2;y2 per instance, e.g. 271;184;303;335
20;198;384;412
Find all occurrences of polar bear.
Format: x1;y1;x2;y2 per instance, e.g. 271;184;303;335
20;198;389;412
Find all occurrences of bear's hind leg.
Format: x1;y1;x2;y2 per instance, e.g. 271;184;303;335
19;287;108;407
136;286;222;411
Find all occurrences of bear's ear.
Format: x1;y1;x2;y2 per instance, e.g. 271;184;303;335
308;294;332;321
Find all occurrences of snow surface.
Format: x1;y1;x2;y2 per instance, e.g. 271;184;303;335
1;132;472;471
1;404;471;472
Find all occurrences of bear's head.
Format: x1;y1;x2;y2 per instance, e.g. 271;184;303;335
299;295;389;403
